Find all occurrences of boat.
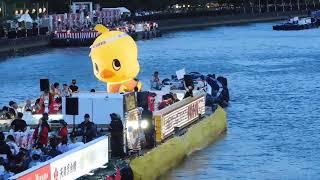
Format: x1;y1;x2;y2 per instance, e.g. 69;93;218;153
273;16;320;31
4;71;228;180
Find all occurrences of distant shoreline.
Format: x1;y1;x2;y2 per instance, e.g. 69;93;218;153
0;11;307;56
158;11;307;31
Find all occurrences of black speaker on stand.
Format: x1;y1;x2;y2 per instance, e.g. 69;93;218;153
66;97;79;129
40;79;50;92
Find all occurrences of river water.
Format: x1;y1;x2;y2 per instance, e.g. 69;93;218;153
1;21;320;179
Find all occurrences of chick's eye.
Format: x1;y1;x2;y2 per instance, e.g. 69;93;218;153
112;59;121;71
95;63;99;72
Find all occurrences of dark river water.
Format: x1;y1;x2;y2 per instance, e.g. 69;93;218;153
1;21;320;179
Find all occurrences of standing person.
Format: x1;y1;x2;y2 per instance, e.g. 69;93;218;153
77;114;96;143
10;112;27;132
62;84;72;97
52;82;62;97
57;120;68;143
183;86;194;99
196;75;208;93
151;71;161;90
69;79;79;93
109;113;124;158
33;116;50;147
24;100;32;112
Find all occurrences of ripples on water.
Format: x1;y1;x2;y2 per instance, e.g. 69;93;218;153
1;22;320;179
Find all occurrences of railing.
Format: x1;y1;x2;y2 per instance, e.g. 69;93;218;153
53;31;99;39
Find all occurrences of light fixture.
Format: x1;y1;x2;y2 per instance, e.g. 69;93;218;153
141;120;148;129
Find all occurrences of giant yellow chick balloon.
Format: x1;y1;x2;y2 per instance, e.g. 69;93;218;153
90;24;142;93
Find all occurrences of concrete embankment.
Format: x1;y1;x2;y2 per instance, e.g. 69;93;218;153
130;106;227;180
158;11;307;31
0;35;50;55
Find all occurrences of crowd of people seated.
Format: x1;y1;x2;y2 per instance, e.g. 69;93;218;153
0;110;101;178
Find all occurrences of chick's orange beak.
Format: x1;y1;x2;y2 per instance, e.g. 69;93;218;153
101;69;115;79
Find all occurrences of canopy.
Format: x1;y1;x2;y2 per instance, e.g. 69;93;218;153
18;13;33;23
102;7;130;14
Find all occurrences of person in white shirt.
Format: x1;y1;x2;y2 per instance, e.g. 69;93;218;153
68;136;84;150
6;135;19;156
57;138;69;153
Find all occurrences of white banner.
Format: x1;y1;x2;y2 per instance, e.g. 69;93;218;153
50;136;109;180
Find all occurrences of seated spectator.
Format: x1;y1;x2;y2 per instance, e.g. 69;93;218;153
68;136;84;150
46;138;61;158
8;101;18;119
158;95;173;110
62;84;72;97
171;93;180;103
57;120;68;143
57;138;69;153
32;98;45;114
10;150;29;174
0;132;13;162
90;89;96;92
28;152;41;168
24;99;32;112
10;112;27;132
6;135;19;156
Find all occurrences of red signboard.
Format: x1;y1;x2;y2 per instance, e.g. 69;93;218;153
17;164;51;180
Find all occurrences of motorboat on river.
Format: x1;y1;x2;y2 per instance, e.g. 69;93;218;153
273;17;319;31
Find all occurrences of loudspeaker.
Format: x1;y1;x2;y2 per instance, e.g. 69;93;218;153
40;79;50;91
66;97;79;115
184;75;194;88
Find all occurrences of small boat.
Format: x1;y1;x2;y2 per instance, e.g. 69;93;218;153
273;17;320;31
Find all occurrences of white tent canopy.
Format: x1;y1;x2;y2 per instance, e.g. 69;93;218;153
18;13;33;23
102;7;131;14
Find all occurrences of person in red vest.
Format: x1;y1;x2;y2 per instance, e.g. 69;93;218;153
57;120;68;143
49;97;62;114
33;114;50;147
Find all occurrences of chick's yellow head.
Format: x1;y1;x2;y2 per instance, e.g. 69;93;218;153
90;24;139;83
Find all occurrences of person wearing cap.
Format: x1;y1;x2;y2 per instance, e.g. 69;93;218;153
10;112;27;132
109;113;124;158
77;114;96;143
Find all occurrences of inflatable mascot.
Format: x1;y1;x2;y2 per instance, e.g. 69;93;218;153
89;24;142;93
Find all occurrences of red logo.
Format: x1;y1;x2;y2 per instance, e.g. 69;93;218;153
17;164;50;180
54;168;59;180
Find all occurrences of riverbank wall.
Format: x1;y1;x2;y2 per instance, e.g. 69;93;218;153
158;11;307;31
0;11;307;55
130;106;227;180
0;35;50;55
